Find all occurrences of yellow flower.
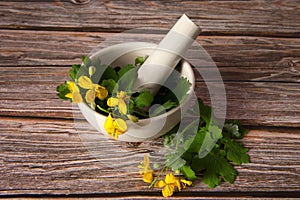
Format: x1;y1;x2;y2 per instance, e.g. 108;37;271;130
104;113;127;140
138;155;151;172
78;76;108;104
104;113;115;134
138;155;154;183
114;118;128;135
143;171;154;183
179;179;192;190
77;76;92;89
95;85;108;100
107;91;129;115
154;173;192;197
65;81;82;103
85;89;96;104
155;173;177;197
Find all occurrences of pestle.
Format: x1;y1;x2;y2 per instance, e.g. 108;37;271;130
133;14;201;95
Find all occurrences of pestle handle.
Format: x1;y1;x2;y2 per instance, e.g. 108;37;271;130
134;14;201;95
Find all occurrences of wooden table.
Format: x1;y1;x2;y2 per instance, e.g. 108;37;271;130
0;0;299;198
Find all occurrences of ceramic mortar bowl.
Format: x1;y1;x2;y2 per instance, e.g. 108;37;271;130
78;42;195;142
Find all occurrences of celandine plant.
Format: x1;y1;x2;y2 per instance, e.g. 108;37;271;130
57;56;250;197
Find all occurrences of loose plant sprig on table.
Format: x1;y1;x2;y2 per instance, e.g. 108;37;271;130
56;56;250;197
138;100;250;197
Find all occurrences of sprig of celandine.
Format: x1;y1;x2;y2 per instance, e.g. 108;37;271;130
57;56;250;197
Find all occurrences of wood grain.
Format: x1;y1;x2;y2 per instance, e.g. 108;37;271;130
0;30;300;82
0;117;299;196
0;65;299;126
0;0;299;37
1;0;300;197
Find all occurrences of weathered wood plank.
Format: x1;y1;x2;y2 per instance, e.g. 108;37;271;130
0;31;299;126
2;198;298;200
196;82;300;127
0;30;300;82
0;0;299;37
0;117;299;195
0;69;299;127
1;0;299;198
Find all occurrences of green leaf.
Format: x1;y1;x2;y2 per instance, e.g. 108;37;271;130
181;165;197;181
223;123;240;138
172;77;191;103
81;55;87;62
191;156;205;172
203;168;222;188
81;55;92;67
186;126;207;153
196;125;222;159
101;79;117;94
128;99;135;115
224;139;250;165
162;100;178;110
69;64;81;81
165;155;186;171
118;64;135;78
135;56;146;66
201;153;221;188
198;99;212;124
150;100;178;116
117;67;138;91
135;91;153;109
226;120;248;138
175;120;199;151
56;81;70;100
101;66;119;82
162;124;179;146
208;125;223;141
201;151;237;188
219;158;237;184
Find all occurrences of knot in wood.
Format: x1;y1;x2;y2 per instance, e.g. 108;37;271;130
288;60;300;74
70;0;90;5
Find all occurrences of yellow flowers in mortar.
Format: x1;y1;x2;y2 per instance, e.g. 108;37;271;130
57;42;195;142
